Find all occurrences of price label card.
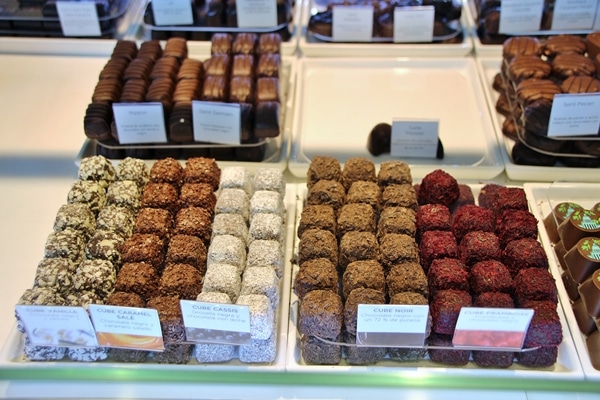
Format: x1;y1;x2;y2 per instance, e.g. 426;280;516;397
236;0;277;28
89;305;164;351
332;6;373;42
56;1;101;37
499;0;544;34
180;300;251;345
151;0;194;26
552;0;597;31
453;307;534;349
548;93;600;137
594;4;600;30
356;304;429;347
15;305;97;347
393;6;434;43
192;101;241;145
112;103;168;144
391;119;439;158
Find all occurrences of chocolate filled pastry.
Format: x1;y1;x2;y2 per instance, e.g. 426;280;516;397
551;53;596;80
204;54;231;77
507;55;551;83
169;102;194;143
561;76;600;93
177;58;204;81
256;77;279;102
84;103;113;141
492;72;504;92
229;76;255;103
123;58;154;82
232;54;255;77
120;78;148;103
146;78;175;111
92;78;122;103
201;75;228;101
137;40;163;62
495;91;511;117
586;31;600;60
543;34;586;58
516;79;561;106
523;98;553;136
254;101;280;138
502;36;542;61
258;33;282;54
232;32;258;55
257;54;280;78
511;141;557;166
501;116;519;141
211;33;233;54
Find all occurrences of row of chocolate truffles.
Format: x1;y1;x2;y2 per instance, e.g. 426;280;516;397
294;157;562;368
295;157;432;365
85;35;283;149
195;166;286;364
543;200;600;370
16;156;150;362
492;35;600;167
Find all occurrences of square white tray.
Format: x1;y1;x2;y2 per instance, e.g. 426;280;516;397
297;0;474;57
286;183;584;380
0;181;297;374
76;54;297;175
524;182;600;381
288;56;504;181
476;57;600;182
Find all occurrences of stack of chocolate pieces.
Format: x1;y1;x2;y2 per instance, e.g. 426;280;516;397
491;34;600;168
294;157;429;365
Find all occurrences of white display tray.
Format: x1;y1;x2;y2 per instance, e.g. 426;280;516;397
297;0;473;57
286;183;584;379
288;57;504;181
524;182;600;381
76;54;297;174
476;57;600;182
0;182;297;373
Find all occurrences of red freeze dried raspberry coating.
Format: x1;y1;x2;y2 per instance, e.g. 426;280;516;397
513;267;558;305
430;289;472;335
469;260;513;294
416;204;452;240
495;209;538;247
459;230;502;268
419;230;458;272
452;204;495;243
417;169;459;207
502;238;549;277
427;258;469;295
522;300;563;347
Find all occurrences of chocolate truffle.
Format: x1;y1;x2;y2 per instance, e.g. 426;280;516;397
120;233;165;270
115;262;159;300
469;260;512;295
381;184;418;211
159;263;203;300
166;234;207;274
386;261;429;298
427;258;469;296
307;156;342;189
174;207;213;244
417;169;459;207
342;260;385;300
377;206;417;240
502;238;549;277
430;289;472;335
297;204;337;238
379;233;419;271
298;228;338;266
294;258;339;300
338;231;379;270
341;157;376;190
298;289;343;339
514;268;558;306
306;180;346;213
458;230;502;268
419;230;458;272
344;287;386;336
452;204;494;243
336;203;376;238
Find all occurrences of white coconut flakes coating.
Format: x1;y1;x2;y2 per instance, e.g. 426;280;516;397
240;267;280;310
215;188;250;223
236;294;274;340
249;190;283;222
211;213;249;245
246;240;283;278
249;213;284;244
202;264;242;303
219;166;252;196
207;234;246;273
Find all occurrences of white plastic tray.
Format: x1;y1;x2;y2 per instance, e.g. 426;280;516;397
524;182;600;381
476;57;600;182
286;183;584;379
288;57;504;181
0;182;297;373
297;0;473;57
76;54;297;174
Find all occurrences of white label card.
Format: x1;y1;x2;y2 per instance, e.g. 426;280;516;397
393;6;434;43
56;1;101;37
453;307;534;349
88;305;164;350
391;119;439;158
552;0;597;31
332;6;374;42
112;103;168;144
180;300;251;345
594;2;600;30
499;0;544;34
356;304;429;347
548;93;600;137
236;0;278;28
151;0;194;26
192;101;241;145
15;305;98;347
